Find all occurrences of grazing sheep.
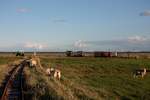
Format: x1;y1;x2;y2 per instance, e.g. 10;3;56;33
142;68;147;78
54;69;61;80
46;68;51;76
45;67;55;76
46;67;61;80
50;67;55;72
134;68;147;78
30;59;37;67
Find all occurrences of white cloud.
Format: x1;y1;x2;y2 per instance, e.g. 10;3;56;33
16;8;31;13
74;40;87;48
53;19;67;23
24;42;47;49
71;36;150;51
140;10;150;16
128;36;147;43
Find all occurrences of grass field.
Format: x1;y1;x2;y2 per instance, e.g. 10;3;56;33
0;56;20;86
24;57;150;100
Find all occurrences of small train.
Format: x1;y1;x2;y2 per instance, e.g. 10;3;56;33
66;51;83;57
16;51;24;56
66;51;117;57
94;51;112;57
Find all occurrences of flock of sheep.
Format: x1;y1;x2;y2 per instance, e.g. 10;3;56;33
27;56;61;80
46;68;61;80
133;68;148;78
27;53;149;80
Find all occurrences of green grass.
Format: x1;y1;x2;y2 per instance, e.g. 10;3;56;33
26;57;150;100
0;56;18;65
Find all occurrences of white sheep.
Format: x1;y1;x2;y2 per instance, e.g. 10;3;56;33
30;59;37;67
46;67;61;80
142;68;147;78
54;69;61;80
46;68;51;76
134;68;147;78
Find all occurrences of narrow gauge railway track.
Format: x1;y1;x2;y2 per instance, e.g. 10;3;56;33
1;60;26;100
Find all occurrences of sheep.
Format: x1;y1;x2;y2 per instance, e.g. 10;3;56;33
30;59;37;67
134;68;147;78
54;69;61;80
46;68;51;76
142;68;147;78
46;67;55;74
46;67;61;80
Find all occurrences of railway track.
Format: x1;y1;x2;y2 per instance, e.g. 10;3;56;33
0;60;26;100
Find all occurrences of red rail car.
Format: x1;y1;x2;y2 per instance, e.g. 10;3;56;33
94;51;112;57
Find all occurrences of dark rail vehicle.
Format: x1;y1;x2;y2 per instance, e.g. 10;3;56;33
66;51;83;57
16;51;24;56
73;51;83;57
94;52;112;57
66;51;72;57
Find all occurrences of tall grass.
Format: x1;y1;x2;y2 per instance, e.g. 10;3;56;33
0;56;20;92
25;57;150;100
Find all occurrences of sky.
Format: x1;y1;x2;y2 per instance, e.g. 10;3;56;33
0;0;150;51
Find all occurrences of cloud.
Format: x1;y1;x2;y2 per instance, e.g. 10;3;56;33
53;19;67;23
74;40;87;48
73;36;150;51
140;10;150;16
16;8;31;13
24;42;47;49
1;36;150;51
128;36;147;43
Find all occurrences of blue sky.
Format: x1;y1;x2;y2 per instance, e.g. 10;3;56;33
0;0;150;51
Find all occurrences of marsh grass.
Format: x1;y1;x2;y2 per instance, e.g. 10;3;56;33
0;57;20;84
0;56;21;96
25;57;150;100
